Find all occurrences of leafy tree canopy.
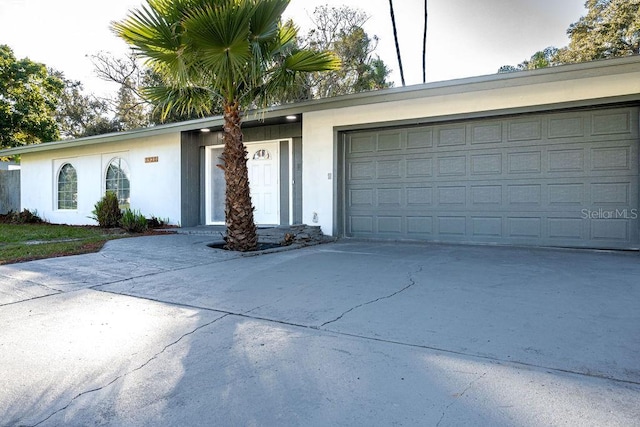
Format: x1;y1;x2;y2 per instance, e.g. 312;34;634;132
91;51;205;125
95;5;390;121
498;47;560;73
0;45;63;151
499;0;639;73
52;73;118;139
557;0;640;63
298;6;393;99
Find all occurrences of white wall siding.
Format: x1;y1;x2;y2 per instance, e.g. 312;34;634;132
20;133;182;225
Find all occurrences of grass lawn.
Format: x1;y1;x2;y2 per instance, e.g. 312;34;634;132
0;224;129;265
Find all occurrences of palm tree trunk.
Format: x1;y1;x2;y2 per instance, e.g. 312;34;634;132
388;0;405;86
221;101;258;252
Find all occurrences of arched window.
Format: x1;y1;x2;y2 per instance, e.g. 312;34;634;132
105;158;130;208
58;163;77;210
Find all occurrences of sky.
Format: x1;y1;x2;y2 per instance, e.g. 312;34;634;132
0;0;587;98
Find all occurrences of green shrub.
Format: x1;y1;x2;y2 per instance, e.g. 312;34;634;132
10;209;44;224
91;192;122;228
147;215;169;228
121;208;148;233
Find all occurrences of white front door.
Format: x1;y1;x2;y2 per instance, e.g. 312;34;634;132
247;142;279;225
205;141;281;226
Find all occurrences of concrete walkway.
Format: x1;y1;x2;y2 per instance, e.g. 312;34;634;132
1;235;639;426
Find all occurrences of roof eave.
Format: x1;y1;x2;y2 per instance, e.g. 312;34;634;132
2;55;639;157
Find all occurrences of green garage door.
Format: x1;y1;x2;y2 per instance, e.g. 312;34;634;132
343;107;639;249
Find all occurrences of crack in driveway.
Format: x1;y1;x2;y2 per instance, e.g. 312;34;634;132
319;266;422;328
29;314;229;427
0;274;63;307
95;287;640;387
436;372;487;426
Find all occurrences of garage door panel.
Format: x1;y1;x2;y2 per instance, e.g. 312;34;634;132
378;216;403;233
508;119;543;142
406;157;434;177
508;151;543;174
591;182;630;204
437;156;467;176
406;186;434;205
508;184;541;205
407;129;434;149
377;188;403;206
407;216;433;234
438;126;467;147
547;217;585;240
470;153;503;175
548;116;586;139
377;159;403;179
471;122;504;145
438;216;467;236
377;132;403;151
348;160;375;180
471;216;503;237
592;110;633;135
591;218;631;242
591;145;633;171
548;183;585;205
471;185;502;205
344;107;639;249
348;134;376;154
548;148;585;172
507;217;542;239
437;186;467;206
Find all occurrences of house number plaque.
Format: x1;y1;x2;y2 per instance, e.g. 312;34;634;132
145;156;159;163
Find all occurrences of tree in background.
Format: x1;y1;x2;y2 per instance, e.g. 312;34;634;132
114;0;338;251
557;0;640;63
499;0;639;73
95;6;391;117
297;6;392;99
53;74;118;139
0;45;63;151
92;51;206;125
111;79;149;130
498;47;560;73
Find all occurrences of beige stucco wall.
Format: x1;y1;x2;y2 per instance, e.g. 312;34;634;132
21;132;182;225
302;63;640;235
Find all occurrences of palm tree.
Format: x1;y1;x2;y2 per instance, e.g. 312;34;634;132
113;0;339;252
388;0;405;86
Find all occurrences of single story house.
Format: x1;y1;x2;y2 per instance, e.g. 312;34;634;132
1;56;639;250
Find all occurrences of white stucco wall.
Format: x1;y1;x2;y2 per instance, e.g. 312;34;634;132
20;132;182;225
301;64;640;235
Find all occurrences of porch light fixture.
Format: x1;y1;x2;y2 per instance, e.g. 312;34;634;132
200;128;211;133
286;115;297;121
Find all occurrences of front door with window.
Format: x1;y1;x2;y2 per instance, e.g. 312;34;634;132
248;142;279;225
205;141;280;225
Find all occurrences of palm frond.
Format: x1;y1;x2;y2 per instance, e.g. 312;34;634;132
112;3;190;84
285;50;341;72
114;0;340;117
250;0;290;43
144;84;218;121
182;1;254;98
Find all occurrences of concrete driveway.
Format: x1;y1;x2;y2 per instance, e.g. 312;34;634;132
1;235;639;426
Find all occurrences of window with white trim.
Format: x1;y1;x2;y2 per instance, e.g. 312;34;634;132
105;158;130;208
57;163;78;210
